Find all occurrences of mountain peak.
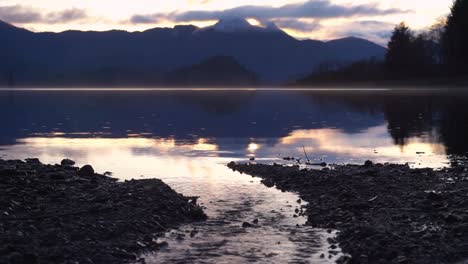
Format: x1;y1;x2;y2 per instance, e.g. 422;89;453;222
211;17;283;34
0;19;32;35
213;17;253;32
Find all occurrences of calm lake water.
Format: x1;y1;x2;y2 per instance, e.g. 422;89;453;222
1;89;468;263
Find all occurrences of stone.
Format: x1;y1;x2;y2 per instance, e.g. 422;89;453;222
242;222;254;228
79;165;95;176
61;159;76;167
25;158;41;164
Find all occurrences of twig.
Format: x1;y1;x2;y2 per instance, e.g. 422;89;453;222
303;146;311;162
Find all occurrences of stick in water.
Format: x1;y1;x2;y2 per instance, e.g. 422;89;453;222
303;146;311;162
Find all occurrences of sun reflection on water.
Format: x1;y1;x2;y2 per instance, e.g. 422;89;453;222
0;124;450;180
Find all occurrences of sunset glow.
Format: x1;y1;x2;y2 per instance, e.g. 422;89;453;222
0;0;453;44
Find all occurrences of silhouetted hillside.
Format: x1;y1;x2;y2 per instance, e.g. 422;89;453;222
165;56;258;86
295;60;386;86
0;18;386;87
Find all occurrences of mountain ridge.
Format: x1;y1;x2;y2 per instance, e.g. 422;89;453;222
0;18;387;86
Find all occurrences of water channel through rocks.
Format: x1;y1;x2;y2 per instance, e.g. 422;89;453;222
143;161;342;264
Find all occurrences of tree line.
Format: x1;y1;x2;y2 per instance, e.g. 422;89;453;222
386;0;467;79
296;0;468;85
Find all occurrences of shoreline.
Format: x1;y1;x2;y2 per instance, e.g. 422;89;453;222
228;161;468;264
0;158;206;263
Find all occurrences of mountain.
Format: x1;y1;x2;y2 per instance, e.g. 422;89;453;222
210;17;280;33
0;18;386;87
165;56;258;86
0;20;31;36
212;17;257;32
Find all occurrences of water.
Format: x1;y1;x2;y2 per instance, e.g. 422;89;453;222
1;89;468;263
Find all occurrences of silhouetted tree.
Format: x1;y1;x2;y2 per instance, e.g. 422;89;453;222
412;34;434;71
427;18;447;64
386;22;443;78
444;0;468;74
385;23;414;77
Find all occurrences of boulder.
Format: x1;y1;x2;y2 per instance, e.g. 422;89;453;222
61;159;76;167
79;165;95;176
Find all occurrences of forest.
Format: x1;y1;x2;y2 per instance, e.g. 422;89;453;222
296;0;468;86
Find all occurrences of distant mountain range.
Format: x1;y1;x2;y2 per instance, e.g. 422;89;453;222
0;18;386;87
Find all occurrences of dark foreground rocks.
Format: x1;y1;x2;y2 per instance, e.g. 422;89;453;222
228;161;468;264
0;159;206;264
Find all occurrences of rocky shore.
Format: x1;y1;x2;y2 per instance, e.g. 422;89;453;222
0;159;206;264
228;161;468;264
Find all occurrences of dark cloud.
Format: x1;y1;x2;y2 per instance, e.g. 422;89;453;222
0;5;88;24
46;8;88;23
273;19;321;32
0;5;41;23
129;0;407;24
130;14;161;24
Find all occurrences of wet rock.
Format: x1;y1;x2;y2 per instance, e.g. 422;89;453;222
242;222;254;228
0;158;207;264
426;191;442;201
25;158;41;165
252;219;259;224
61;159;76;167
261;179;275;188
79;165;95;176
227;161;468;264
445;213;462;223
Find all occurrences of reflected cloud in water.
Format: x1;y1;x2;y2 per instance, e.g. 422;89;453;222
0;122;449;180
0;90;467;173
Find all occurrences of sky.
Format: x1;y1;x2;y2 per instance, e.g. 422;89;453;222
0;0;454;45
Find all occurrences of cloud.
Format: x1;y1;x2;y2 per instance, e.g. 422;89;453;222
130;14;162;24
0;5;88;24
129;0;407;24
46;8;88;23
273;19;321;32
0;5;41;23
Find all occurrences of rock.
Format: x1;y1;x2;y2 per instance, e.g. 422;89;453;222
190;230;198;238
261;179;275;188
0;165;16;175
397;255;408;263
426;191;442;201
0;158;207;264
242;222;254;228
50;172;66;180
25;158;41;165
252;219;259;224
61;159;76;167
227;161;468;264
249;157;255;161
445;213;462;223
79;165;95;176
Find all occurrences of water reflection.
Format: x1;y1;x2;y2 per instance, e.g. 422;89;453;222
1;90;468;262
